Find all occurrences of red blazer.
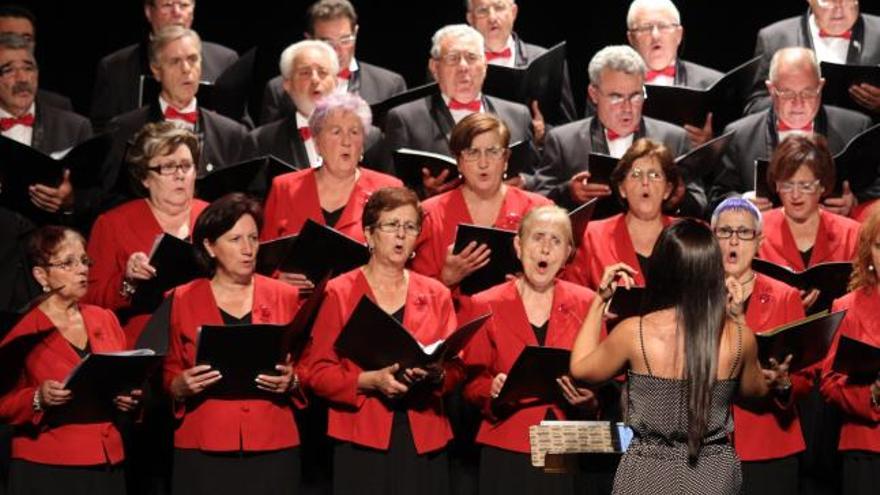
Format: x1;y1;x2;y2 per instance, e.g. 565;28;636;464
820;288;880;453
302;268;458;454
758;208;860;270
411;186;551;281
459;279;596;453
162;275;303;452
261;167;402;243
0;305;127;466
733;274;808;461
565;214;673;290
85;198;208;347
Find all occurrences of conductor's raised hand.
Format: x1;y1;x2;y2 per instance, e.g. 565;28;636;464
171;364;222;400
596;262;638;302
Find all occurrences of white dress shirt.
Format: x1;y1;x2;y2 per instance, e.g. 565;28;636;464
297;112;322;168
159;96;198;132
809;15;850;65
0;102;35;146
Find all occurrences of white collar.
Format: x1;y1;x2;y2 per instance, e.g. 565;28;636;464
0;101;35;119
159;96;198;115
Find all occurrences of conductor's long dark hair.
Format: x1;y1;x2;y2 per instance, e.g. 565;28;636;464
644;219;727;461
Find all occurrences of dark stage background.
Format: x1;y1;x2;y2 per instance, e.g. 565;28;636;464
16;1;880;118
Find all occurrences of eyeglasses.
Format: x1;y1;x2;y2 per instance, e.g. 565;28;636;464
629;22;681;36
374;220;421;236
437;51;483;66
293;65;331;80
317;34;357;48
777;179;821;194
471;1;512;18
714;227;758;241
147;161;195;176
460;146;506;163
815;0;858;8
155;0;194;11
626;167;665;182
772;87;821;102
595;87;647;106
0;62;36;78
45;256;94;271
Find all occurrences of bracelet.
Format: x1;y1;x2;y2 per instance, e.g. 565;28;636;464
119;278;137;298
32;388;42;412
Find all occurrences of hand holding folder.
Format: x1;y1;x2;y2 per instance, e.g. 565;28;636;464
491;346;572;413
453;224;520;295
755;310;845;372
751;259;852;314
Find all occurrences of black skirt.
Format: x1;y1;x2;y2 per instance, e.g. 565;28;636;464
7;459;125;495
479;445;576;495
841;451;880;495
332;411;449;495
741;455;799;495
171;447;300;495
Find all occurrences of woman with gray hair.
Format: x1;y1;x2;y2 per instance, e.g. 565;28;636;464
262;92;401;291
85;121;208;346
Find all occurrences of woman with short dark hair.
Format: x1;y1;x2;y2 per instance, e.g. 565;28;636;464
304;186;461;495
163;193;303;495
86;122;208;346
0;226;137;495
566;138;679;290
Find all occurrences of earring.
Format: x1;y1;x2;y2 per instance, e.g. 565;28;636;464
410;250;416;260
503;171;508;180
367;244;374;253
41;285;50;293
870;265;875;272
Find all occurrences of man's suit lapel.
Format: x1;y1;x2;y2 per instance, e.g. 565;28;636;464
428;93;455;142
847;15;867;64
284;117;310;170
588;117;610;155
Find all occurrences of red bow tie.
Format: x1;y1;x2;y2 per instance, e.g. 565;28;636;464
0;113;34;131
164;107;198;125
819;29;852;40
448;99;481;112
646;65;676;82
777;121;814;133
485;47;512;62
338;68;352;80
298;126;312;141
606;128;629;141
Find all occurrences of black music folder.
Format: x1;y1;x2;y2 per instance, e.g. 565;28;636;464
335;296;490;372
569;197;599;247
139;48;256;122
0;328;54;396
751;258;852;313
256;234;298;276
483;42;568;124
370;82;439;128
831;335;880;384
756;310;845;372
270;219;370;282
393;148;458;190
195;154;295;201
130;234;204;314
0;133;112;218
284;275;330;361
642;56;761;131
753;158;780;206
606;286;652;329
675;131;735;180
819;62;880;113
50;349;163;424
492;346;571;410
453;224;519;295
584;153;622;220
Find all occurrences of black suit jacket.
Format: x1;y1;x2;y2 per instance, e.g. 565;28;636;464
746;12;880;114
90;40;238;132
37;89;73;112
514;33;577;125
250;116;391;175
101;103;255;210
384;93;540;189
708;105;873;211
534;116;702;215
0;207;38;313
259;61;407;125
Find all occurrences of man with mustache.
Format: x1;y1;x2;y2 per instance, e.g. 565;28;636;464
259;0;406;125
709;47;873;217
0;33;93;219
90;0;238;132
100;26;253;210
746;0;880;115
535;45;704;216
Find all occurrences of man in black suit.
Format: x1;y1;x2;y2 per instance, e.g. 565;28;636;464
251;40;388;173
535;45;702;215
101;26;253;209
90;0;238;132
626;0;723;147
385;24;540;195
710;47;872;215
259;0;407;125
0;33;94;221
464;0;577;127
0;4;72;112
746;0;880;115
